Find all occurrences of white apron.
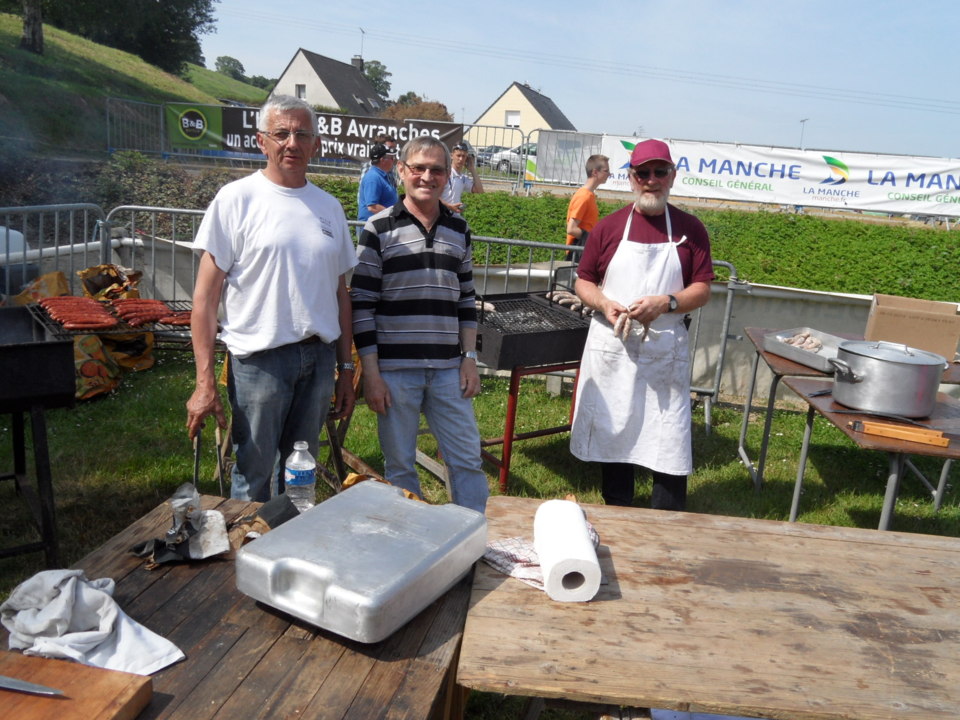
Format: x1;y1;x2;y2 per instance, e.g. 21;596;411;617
569;207;692;475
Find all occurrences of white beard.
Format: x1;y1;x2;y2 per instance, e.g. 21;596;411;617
636;191;669;214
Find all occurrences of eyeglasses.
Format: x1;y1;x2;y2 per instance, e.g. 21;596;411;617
260;129;316;144
403;163;448;176
632;166;673;180
453;143;470;151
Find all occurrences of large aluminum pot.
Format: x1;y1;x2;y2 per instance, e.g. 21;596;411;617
828;340;947;418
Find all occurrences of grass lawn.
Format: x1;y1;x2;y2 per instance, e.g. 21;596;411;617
1;348;957;718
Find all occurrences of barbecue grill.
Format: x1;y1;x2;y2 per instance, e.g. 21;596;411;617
0;306;75;567
476;292;591;370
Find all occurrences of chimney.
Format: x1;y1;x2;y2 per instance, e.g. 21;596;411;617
351;55;364;72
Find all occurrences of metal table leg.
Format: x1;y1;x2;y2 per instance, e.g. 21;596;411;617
738;350;783;492
934;459;953;512
789;405;817;522
878;453;906;531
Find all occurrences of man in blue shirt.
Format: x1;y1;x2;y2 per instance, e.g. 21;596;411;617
357;143;398;227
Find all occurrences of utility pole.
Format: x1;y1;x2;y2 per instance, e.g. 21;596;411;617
799;118;809;150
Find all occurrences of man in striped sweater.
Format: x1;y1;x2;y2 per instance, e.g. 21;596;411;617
350;136;490;513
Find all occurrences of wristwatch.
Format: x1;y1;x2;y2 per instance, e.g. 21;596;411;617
461;350;478;360
337;361;356;372
666;295;679;313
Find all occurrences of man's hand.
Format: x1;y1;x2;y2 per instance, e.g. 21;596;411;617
186;384;227;439
460;358;481;398
330;372;356;420
362;372;392;415
625;295;668;324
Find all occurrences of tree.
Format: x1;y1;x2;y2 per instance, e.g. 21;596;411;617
215;55;246;82
362;60;391;100
248;75;277;92
19;0;43;54
44;0;216;75
394;91;420;107
379;97;453;123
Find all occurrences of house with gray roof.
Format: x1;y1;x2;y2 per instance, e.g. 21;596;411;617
271;49;383;116
470;81;576;136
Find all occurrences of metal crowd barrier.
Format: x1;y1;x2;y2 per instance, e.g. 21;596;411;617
0;204;107;297
2;204;745;430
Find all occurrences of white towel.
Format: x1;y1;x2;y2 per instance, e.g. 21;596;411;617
0;569;184;675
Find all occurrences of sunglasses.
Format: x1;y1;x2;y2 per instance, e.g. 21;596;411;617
632;166;673;180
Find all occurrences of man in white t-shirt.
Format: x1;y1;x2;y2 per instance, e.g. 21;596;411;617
441;142;484;215
186;95;358;503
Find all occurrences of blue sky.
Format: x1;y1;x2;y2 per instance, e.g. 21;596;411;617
200;0;959;159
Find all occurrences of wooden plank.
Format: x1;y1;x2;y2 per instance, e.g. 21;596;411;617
458;496;960;720
161;625;278;720
211;634;312;718
252;634;348;719
343;588;443;719
298;640;380;718
849;419;949;446
384;576;472;720
140;622;248;720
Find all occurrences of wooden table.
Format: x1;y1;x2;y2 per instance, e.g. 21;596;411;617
1;495;470;720
457;495;960;719
783;377;960;530
737;327;854;491
738;327;960;492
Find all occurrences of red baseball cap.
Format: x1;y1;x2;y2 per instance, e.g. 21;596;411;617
630;139;673;167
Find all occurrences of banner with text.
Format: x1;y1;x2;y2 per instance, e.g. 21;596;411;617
599;137;960;217
165;103;462;162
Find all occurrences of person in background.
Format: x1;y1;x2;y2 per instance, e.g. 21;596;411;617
569;139;714;511
441;141;484;215
186;94;358;502
358;133;398;188
357;142;399;232
565;154;610;261
351;135;489;514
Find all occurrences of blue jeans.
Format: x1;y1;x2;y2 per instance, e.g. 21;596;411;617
378;367;489;514
227;338;336;502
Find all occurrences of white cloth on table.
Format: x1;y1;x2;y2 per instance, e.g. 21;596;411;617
0;568;184;675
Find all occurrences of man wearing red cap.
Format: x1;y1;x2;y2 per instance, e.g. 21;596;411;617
569;139;714;511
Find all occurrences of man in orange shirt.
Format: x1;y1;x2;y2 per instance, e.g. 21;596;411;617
565;154;610;260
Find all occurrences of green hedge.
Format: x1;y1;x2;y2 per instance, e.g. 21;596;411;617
313;178;958;303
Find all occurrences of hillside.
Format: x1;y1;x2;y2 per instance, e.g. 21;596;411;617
183;63;268;107
0;13;262;157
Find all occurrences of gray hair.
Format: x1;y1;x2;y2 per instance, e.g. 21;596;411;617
398;135;451;170
258;95;318;134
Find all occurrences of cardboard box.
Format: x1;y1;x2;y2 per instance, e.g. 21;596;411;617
864;294;960;361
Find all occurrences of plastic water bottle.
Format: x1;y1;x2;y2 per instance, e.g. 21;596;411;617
284;441;316;513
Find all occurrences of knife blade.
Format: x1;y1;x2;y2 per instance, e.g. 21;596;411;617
0;673;64;696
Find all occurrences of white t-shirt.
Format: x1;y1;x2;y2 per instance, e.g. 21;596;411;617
194;171;358;357
441;166;474;207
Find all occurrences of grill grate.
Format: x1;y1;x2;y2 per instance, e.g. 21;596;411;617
27;300;193;338
482;297;589;333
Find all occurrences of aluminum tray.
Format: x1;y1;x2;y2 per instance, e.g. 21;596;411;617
236;481;486;643
762;327;845;373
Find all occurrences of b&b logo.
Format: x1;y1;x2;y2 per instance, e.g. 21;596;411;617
178;109;208;141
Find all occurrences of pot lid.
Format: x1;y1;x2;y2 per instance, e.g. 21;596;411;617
839;340;946;366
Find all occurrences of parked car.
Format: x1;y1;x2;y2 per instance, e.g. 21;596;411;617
475;145;508;167
489;143;537;174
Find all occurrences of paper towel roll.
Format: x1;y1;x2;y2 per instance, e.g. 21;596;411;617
533;499;601;602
